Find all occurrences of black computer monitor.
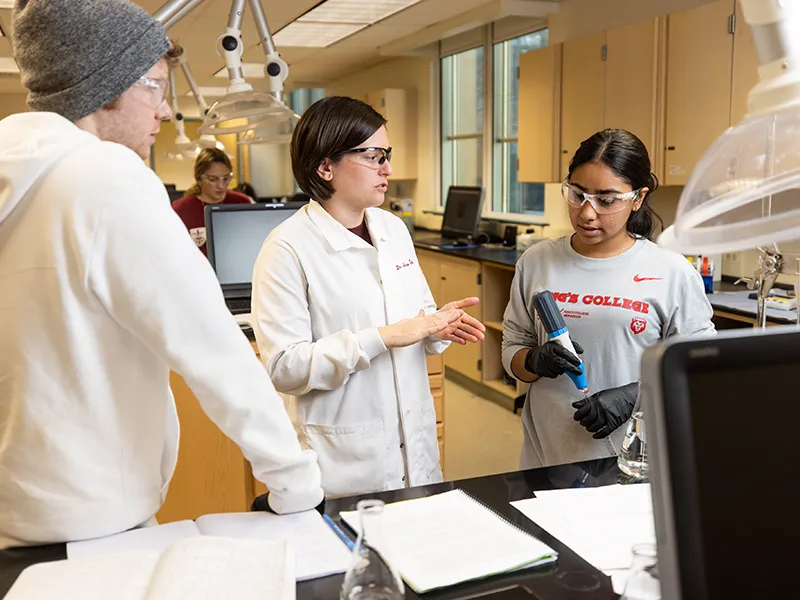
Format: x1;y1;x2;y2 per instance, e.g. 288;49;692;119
205;202;306;301
441;186;484;241
641;327;800;600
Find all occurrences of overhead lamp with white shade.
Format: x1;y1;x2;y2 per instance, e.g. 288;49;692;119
178;56;232;158
163;68;194;161
659;0;800;327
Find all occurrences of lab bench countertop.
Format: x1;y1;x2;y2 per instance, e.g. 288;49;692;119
0;459;626;600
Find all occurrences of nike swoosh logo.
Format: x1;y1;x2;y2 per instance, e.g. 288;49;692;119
633;274;662;282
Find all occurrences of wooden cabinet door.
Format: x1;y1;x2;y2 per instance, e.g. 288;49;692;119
439;257;482;380
664;0;735;186
730;4;759;126
518;44;560;183
604;18;660;163
560;32;606;180
417;249;442;306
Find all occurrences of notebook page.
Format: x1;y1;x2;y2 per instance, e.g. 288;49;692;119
340;489;556;593
195;511;351;581
143;536;294;600
67;520;201;559
5;550;159;600
511;483;655;571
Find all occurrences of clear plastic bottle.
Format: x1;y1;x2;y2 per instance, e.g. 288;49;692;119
340;500;405;600
621;543;660;600
618;389;648;481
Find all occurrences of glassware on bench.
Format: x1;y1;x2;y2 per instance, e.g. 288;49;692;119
621;543;660;600
340;500;405;600
618;385;649;481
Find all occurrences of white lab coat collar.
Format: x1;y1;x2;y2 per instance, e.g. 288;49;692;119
307;199;391;252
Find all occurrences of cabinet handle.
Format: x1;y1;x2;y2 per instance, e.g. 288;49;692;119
562;150;568;154
667;146;676;151
441;276;447;281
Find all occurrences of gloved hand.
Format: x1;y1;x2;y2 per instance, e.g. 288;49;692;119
250;492;326;515
571;382;638;439
524;340;584;378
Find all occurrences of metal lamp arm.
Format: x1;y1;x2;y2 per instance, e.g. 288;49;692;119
168;68;189;141
179;58;210;116
153;0;209;30
216;0;251;92
248;0;288;97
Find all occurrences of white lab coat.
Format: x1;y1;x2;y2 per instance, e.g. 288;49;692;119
252;200;447;498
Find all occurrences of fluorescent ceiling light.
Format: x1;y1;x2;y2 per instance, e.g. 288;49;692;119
0;57;19;74
298;0;423;25
274;21;366;48
214;63;266;79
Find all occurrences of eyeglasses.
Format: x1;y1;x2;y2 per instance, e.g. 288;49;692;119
135;75;169;106
561;180;641;215
203;174;233;185
334;147;392;169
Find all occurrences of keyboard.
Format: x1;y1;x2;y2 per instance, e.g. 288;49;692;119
226;297;251;314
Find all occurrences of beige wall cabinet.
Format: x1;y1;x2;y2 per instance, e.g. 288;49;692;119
664;0;735;186
604;18;661;176
365;88;417;180
560;32;606;179
517;45;560;183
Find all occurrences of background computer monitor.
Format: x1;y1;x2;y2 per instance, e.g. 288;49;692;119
205;202;305;294
641;327;800;600
441;186;484;240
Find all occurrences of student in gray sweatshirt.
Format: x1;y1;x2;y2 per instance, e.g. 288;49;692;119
502;129;715;468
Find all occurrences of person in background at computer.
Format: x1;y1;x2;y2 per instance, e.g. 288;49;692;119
172;148;253;255
235;181;258;202
502;129;715;468
0;0;323;551
251;96;486;498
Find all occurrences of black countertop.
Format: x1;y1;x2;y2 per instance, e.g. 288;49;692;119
0;459;629;600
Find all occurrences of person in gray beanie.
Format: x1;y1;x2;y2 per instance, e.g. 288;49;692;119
0;0;324;562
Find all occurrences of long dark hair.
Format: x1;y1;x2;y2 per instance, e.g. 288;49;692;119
567;129;663;240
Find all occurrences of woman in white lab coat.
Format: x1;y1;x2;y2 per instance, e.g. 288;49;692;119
251;96;485;498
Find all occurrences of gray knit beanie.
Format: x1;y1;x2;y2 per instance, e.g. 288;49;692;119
12;0;170;122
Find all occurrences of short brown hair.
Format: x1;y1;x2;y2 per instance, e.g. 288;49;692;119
291;96;387;201
104;40;184;111
188;148;233;196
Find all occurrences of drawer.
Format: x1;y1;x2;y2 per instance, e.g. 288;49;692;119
433;391;444;423
436;423;444;439
428;373;444;392
426;354;443;375
438;439;445;465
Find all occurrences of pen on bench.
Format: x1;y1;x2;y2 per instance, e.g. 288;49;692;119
322;513;355;551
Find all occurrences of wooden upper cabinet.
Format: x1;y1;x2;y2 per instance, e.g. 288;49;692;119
664;0;735;186
604;18;660;172
366;88;417;180
517;44;560;183
730;5;760;126
560;32;606;180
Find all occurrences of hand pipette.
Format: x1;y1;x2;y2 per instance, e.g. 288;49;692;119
532;290;589;397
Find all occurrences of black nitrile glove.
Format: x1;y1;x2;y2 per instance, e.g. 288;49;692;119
524;340;583;379
571;382;638;439
250;492;326;515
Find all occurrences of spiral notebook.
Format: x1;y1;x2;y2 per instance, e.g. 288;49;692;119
339;489;557;593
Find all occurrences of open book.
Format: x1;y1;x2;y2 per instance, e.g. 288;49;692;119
65;511;352;582
340;489;557;593
6;536;294;600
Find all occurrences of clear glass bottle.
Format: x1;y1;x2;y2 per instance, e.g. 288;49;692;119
340;500;405;600
621;543;660;600
618;386;648;481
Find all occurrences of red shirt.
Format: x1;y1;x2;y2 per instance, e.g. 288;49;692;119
347;220;373;246
172;191;252;255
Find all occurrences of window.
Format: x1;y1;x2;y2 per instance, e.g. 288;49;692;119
440;47;484;204
286;88;325;114
492;29;548;214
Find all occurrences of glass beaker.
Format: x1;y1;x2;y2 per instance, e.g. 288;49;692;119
618;387;648;481
621;543;660;600
340;500;405;600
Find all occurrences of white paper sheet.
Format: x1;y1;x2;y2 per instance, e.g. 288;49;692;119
195;511;352;581
511;484;656;572
67;520;202;559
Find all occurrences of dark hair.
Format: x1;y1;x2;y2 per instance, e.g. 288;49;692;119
290;96;387;201
567;129;663;240
188;147;233;196
235;182;257;201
